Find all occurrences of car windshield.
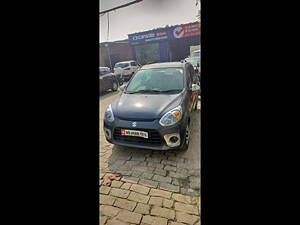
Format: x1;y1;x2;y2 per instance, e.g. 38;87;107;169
191;51;200;57
115;63;129;68
99;68;109;76
185;58;200;67
126;68;184;94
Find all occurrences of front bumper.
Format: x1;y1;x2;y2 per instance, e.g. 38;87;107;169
103;117;186;150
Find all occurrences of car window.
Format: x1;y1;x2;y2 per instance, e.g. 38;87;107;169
185;66;192;88
100;69;109;76
126;68;184;93
114;63;129;68
130;62;137;66
188;65;196;83
185;58;199;67
191;51;200;57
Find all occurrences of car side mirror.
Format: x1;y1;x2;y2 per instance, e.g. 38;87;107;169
119;84;127;92
191;84;200;92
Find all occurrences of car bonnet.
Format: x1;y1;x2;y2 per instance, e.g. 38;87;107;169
112;93;183;120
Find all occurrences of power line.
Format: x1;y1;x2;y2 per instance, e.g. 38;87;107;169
99;0;143;15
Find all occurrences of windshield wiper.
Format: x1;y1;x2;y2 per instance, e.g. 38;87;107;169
126;89;182;94
160;89;182;93
126;89;162;94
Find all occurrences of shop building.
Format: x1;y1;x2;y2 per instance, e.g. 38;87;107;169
128;21;200;65
99;40;133;69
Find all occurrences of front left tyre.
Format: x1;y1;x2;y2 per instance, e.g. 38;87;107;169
179;124;190;151
112;80;118;92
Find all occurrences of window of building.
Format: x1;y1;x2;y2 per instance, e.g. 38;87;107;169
134;43;160;65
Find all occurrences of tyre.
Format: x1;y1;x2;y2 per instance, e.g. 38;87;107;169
112;80;118;92
194;100;198;111
179;124;190;151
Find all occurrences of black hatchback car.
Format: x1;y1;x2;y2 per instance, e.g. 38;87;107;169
103;62;200;151
99;67;119;94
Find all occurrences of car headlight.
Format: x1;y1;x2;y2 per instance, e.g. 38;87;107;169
159;106;182;127
105;104;114;122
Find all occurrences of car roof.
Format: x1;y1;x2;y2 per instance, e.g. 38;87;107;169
141;62;186;70
186;57;200;61
115;61;135;64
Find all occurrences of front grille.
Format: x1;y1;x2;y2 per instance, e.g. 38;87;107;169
113;127;163;146
117;117;156;122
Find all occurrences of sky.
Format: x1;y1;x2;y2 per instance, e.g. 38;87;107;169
100;0;200;43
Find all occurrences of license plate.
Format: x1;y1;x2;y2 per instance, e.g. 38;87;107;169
121;129;148;139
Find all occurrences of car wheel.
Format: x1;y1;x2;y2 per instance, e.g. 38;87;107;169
194;100;198;111
179;124;190;151
112;81;118;92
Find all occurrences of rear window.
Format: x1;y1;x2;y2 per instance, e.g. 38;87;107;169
191;51;200;57
114;63;129;68
130;62;137;66
185;58;199;67
99;68;109;76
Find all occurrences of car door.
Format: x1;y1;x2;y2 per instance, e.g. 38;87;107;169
102;69;112;90
188;64;198;108
122;63;130;75
130;61;137;73
185;65;194;112
99;71;106;93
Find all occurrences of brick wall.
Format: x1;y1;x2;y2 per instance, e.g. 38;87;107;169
100;41;134;69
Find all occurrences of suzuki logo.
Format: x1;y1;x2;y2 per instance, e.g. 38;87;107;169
132;122;137;127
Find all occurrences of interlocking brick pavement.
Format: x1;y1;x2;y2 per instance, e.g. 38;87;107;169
175;211;200;225
149;196;164;207
114;198;137;211
142;215;168;225
150;206;176;220
128;191;150;204
149;189;172;199
159;183;180;193
116;210;142;224
134;203;150;215
130;184;150;195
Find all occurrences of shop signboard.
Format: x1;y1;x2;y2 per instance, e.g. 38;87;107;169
170;22;200;39
128;22;200;45
128;29;168;45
